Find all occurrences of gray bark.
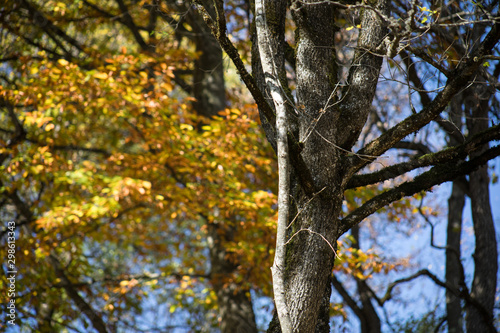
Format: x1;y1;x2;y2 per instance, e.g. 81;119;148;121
254;0;293;331
260;1;388;331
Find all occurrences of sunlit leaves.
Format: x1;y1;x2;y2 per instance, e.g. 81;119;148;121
1;18;277;329
336;237;401;281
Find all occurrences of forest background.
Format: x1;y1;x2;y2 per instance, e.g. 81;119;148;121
0;0;499;332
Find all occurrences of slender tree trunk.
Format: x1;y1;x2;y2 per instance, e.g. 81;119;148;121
464;84;498;333
466;159;497;333
254;0;293;331
446;182;465;333
445;98;465;333
461;37;498;327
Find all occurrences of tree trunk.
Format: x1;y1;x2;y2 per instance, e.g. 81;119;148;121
253;0;389;331
446;182;465;333
188;1;226;118
466;157;497;333
445;97;465;333
464;84;498;333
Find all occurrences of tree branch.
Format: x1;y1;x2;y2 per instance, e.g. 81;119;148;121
392;140;432;155
346;124;500;189
331;275;364;319
114;0;152;52
0;126;111;157
346;21;500;178
372;268;496;331
194;0;317;196
400;49;464;143
194;1;275;126
340;144;500;236
20;0;86;56
337;0;389;149
48;255;110;333
407;46;451;78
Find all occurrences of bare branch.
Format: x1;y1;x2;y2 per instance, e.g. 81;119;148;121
194;1;275;125
346;123;500;189
372;268;496;332
340;144;500;236
346;21;500;178
20;0;86;56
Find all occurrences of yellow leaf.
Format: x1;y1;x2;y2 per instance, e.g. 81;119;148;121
93;72;108;80
57;59;69;66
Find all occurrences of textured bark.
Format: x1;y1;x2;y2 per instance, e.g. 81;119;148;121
275;1;388;331
285;1;341;331
254;0;293;331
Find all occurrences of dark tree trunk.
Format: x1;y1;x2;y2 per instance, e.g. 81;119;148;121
464;84;498;333
445;98;466;333
465;164;497;333
186;1;226;118
208;224;258;333
446;182;465;333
